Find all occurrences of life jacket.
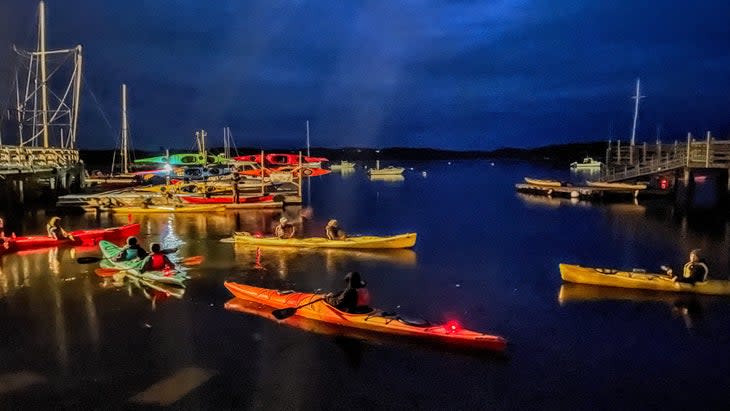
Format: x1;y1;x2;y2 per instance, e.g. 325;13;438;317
356;288;371;307
150;253;166;270
682;261;708;282
123;246;143;260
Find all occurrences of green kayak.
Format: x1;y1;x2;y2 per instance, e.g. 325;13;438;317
98;240;187;287
134;153;229;166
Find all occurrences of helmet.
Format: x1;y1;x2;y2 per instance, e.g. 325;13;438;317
279;217;288;224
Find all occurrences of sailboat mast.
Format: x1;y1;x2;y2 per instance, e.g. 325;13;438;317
121;83;129;174
630;78;642;147
38;0;50;147
306;120;310;157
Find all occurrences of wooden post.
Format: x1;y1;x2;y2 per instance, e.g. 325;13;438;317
298;151;303;199
642;142;647;163
705;131;711;168
260;149;265;196
617;140;621;162
686;133;691;167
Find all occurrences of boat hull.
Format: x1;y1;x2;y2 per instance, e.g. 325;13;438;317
585;181;647;189
5;223;140;253
109;205;225;213
560;263;730;295
523;177;562;187
231;232;417;249
179;195;274;204
224;282;506;351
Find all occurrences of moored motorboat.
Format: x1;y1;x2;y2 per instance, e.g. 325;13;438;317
585;181;647;190
224;282;507;351
523;177;563;187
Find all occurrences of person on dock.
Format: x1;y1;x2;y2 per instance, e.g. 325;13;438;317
46;216;73;240
114;236;148;261
274;217;296;239
325;271;372;313
663;249;709;284
325;219;347;240
231;173;241;204
0;217;4;238
141;243;175;272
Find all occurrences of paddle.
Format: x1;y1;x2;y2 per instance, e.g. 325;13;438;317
78;255;204;266
272;297;326;320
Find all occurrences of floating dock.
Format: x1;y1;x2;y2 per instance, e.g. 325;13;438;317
515;183;670;200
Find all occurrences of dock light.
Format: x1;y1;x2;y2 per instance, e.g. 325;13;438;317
659;178;669;190
163;164;172;172
445;320;462;334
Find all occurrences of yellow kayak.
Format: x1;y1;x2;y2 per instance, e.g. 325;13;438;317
109;204;225;213
231;232;417;249
560;263;730;295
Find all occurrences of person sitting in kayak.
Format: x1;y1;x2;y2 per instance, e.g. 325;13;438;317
663;249;709;284
46;216;73;240
274;217;296;239
141;243;175;272
114;236;149;261
325;219;347;240
325;271;372;313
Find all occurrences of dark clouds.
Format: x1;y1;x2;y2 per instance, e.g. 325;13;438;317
1;0;729;150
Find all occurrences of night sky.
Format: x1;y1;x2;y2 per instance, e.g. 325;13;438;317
1;1;729;150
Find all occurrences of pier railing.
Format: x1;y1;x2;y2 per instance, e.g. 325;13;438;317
0;146;80;170
602;135;730;182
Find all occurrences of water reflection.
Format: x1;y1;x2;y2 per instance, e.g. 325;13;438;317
369;174;405;183
231;243;418;279
557;284;704;331
225;298;505;359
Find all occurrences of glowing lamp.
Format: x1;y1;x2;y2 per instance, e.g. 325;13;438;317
445;320;462;334
659;178;669;190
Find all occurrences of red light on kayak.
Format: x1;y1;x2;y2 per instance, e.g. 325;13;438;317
445;320;461;334
254;232;263;238
659;178;669;190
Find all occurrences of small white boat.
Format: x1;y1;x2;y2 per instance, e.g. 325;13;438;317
585;181;647;190
570;157;603;169
330;161;356;170
368;160;404;176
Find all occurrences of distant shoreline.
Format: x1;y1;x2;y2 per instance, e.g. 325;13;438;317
80;142;608;169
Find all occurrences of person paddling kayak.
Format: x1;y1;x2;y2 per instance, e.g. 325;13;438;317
114;236;148;261
325;219;347;240
274;217;296;239
662;249;709;284
325;271;372;313
141;243;175;273
46;216;74;240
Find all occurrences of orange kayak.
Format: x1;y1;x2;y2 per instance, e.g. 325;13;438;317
224;282;507;351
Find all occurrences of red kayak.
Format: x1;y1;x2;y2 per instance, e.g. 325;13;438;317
2;223;140;254
179;195;274;204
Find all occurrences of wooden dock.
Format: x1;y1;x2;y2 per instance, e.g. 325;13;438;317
515;183;669;200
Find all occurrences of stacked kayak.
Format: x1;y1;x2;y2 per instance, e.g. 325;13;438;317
98;240;187;287
560;263;730;295
1;223;140;255
224;282;507;351
230;232;417;249
109;205;225;213
179;195;274;204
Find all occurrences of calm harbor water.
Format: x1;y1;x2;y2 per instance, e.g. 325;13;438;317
1;160;729;409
